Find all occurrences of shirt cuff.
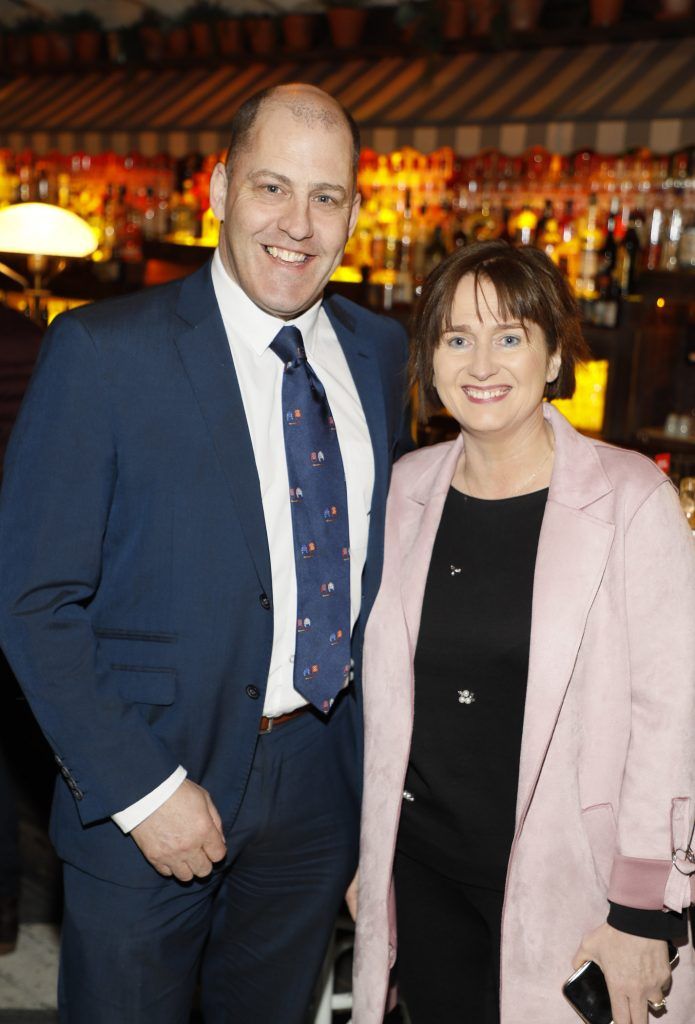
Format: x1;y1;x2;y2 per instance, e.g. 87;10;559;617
607;901;688;941
111;766;188;834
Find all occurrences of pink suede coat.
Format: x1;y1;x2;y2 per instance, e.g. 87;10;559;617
353;404;695;1023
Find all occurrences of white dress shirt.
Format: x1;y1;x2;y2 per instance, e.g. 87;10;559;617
113;251;374;832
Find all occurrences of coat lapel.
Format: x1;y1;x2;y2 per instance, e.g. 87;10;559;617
515;406;615;824
399;437;463;652
172;263;272;598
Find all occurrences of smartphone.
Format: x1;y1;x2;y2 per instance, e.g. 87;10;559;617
562;942;679;1024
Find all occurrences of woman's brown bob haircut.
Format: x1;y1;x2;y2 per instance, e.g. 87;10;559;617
410;240;591;421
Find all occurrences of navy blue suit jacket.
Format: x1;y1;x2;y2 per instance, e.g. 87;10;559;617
0;263;409;886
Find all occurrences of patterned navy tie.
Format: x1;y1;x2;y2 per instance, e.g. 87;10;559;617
271;325;351;714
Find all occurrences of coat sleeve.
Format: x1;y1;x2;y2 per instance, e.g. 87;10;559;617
0;313;179;826
607;479;695;913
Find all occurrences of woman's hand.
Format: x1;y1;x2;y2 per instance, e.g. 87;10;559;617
345;871;358;921
573;924;672;1024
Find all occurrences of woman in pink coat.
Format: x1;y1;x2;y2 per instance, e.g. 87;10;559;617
352;241;695;1024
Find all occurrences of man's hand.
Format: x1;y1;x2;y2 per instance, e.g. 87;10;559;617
573;923;672;1024
131;779;227;882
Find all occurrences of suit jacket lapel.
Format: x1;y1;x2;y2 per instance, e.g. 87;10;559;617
516;406;615;824
172;263;272;598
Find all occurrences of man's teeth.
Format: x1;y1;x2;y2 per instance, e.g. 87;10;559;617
464;387;509;399
265;246;308;263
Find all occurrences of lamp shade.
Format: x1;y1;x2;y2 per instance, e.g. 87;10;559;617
0;203;97;258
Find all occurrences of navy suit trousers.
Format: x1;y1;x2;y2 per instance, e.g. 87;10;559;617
58;693;360;1024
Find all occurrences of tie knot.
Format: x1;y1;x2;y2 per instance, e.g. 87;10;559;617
271;325;305;368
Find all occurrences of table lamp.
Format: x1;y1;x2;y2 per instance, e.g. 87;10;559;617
0;202;98;322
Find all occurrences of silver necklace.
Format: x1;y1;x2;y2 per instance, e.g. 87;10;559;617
463;443;554;499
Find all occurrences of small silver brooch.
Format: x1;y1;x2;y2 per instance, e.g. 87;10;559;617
403;789;415;802
458;690;475;705
450;564;462;576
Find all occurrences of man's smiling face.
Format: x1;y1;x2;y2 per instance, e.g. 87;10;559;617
210;94;360;320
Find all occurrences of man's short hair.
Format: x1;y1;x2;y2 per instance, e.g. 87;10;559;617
224;86;361;185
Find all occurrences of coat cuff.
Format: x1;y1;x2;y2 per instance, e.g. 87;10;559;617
608;854;695;912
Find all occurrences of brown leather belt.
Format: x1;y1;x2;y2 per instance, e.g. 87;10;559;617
259;706;311;734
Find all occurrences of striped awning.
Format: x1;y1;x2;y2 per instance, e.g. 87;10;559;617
0;38;693;156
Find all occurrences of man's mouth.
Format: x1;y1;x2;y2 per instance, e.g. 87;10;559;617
264;245;310;264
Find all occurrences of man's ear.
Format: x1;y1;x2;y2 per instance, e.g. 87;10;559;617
348;191;361;238
209;162;229;221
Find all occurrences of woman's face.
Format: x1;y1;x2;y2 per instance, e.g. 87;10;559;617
432;273;561;442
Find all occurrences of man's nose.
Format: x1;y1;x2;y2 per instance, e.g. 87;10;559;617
277;196;313;241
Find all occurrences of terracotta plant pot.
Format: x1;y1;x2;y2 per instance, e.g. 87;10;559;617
282;13;316;51
189;21;214;58
167;26;189;59
47;30;72;66
74;29;101;65
507;0;541;31
469;0;500;35
217;18;243;56
29;32;51;66
139;25;166;62
327;7;368;49
245;16;277;57
659;0;693;15
440;0;468;41
590;0;624;26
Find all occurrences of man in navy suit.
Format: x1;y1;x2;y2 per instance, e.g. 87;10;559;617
0;84;408;1023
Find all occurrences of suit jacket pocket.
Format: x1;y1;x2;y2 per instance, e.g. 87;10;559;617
581;802;618;891
113;666;177;705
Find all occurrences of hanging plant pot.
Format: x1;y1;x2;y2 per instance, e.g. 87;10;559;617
245;16;278;57
29;32;51;67
469;0;501;35
217;18;243;56
507;0;542;31
47;30;72;66
167;26;189;59
189;21;215;58
590;0;624;26
327;7;368;50
439;0;468;41
282;13;316;51
74;29;101;65
659;0;693;15
139;24;166;62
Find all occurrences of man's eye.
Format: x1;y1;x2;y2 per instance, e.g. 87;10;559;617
263;184;282;195
315;194;337;205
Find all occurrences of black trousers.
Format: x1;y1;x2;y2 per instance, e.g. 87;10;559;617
0;741;20;900
394;849;504;1024
58;695;360;1024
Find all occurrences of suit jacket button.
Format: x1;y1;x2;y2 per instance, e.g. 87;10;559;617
259;593;271;611
245;685;260;700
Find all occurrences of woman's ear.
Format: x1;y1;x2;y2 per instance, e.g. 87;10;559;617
546;349;562;383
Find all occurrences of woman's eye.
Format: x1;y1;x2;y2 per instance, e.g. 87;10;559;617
447;336;468;348
499;334;522;347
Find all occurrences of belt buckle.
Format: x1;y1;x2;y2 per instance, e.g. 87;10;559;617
259;716;273;734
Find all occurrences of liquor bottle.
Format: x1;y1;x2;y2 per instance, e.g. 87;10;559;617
576;195;603;300
598;197;619;276
535;199;561;258
554;200;580;286
644;205;663;271
660;203;682;271
513;204;538;247
616;214;641;295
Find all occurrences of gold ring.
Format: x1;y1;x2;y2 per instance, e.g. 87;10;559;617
648;999;667;1011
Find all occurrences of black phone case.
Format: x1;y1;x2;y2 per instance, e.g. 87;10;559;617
563;942;679;1024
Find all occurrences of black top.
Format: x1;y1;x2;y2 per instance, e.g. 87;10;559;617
397;485;546;890
396;484;686;940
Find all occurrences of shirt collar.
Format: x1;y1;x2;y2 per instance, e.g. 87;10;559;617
211;249;323;357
